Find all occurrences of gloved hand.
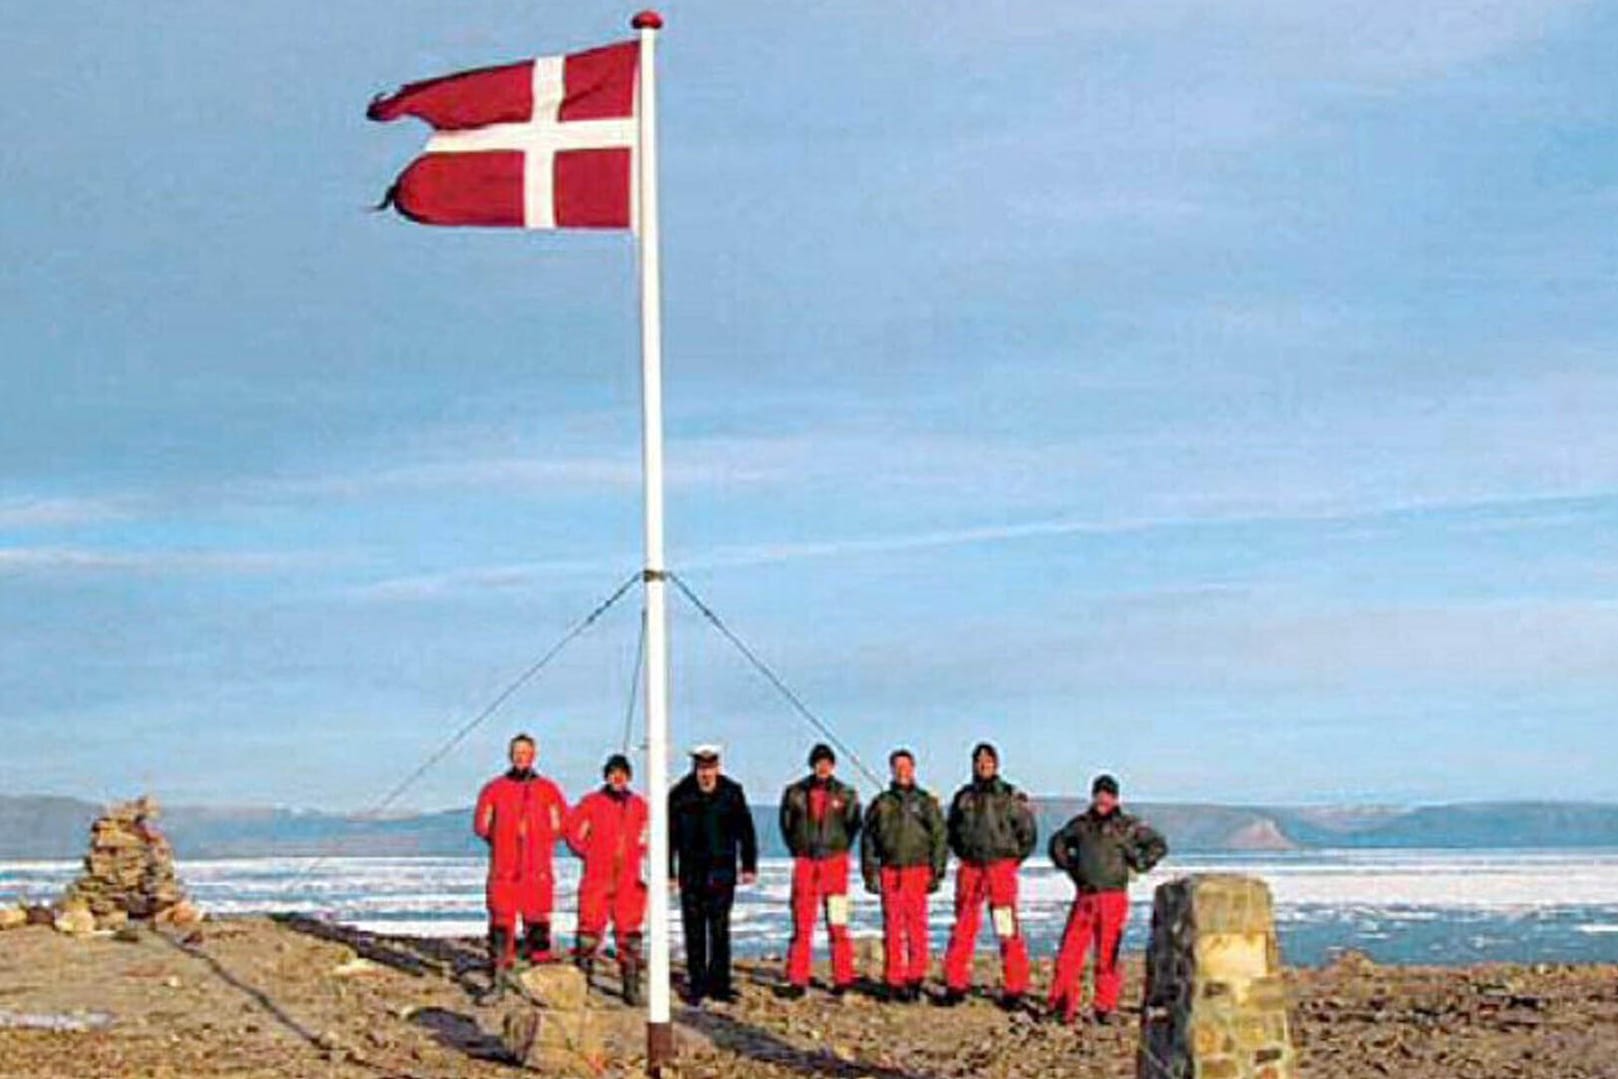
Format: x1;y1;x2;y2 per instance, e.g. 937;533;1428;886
863;876;880;896
927;872;942;894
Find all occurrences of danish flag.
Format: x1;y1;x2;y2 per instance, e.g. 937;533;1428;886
368;40;639;229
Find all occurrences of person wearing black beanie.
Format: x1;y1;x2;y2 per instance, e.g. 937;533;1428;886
563;753;649;1004
777;742;862;998
1046;773;1168;1024
939;742;1037;1009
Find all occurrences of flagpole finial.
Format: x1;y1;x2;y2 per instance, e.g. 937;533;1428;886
632;10;663;30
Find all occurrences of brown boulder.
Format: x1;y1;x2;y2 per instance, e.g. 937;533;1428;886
501;1005;605;1073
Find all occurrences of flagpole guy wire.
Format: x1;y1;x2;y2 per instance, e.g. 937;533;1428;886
286;572;640;888
621;607;647;755
668;572;884;789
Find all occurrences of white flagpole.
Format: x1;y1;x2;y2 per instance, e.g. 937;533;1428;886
631;9;675;1073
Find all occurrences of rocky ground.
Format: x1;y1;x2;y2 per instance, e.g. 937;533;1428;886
1;917;1616;1078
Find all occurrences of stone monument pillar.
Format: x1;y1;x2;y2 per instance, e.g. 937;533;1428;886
1137;874;1297;1079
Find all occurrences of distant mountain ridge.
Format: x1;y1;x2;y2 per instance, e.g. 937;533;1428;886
3;794;1617;860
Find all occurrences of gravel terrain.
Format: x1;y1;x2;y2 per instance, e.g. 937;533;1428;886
1;917;1615;1078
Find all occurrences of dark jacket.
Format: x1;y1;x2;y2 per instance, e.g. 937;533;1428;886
860;783;948;890
1048;807;1167;892
668;773;758;887
778;775;861;860
947;776;1037;865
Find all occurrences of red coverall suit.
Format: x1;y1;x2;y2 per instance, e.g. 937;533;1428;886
475;769;568;966
564;787;649;963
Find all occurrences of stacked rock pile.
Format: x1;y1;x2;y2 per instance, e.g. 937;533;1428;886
56;796;200;933
1137;874;1297;1079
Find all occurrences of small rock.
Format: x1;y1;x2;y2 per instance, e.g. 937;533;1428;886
332;957;387;978
155;900;203;928
53;906;96;937
0;906;27;931
516;963;589;1011
0;1009;115;1032
501;1005;605;1073
1326;949;1378;975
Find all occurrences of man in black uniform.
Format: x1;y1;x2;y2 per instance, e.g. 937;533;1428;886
668;744;758;1005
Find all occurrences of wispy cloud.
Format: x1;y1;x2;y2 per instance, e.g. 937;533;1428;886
0;546;336;578
1013;1;1587;85
0;496;130;529
345;557;631;601
230;433;807;502
346;491;1614;600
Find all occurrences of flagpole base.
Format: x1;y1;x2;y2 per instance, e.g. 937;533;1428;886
647;1020;676;1074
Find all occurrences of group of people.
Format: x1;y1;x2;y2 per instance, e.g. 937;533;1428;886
473;732;1168;1024
473;736;650;1004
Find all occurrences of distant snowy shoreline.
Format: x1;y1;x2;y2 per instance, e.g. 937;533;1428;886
7;849;1618;967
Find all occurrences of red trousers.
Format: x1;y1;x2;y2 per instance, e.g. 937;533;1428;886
786;853;854;987
943;859;1029;994
879;864;932;987
487;870;554;931
1048;889;1130;1018
488;869;554;966
576;869;647;953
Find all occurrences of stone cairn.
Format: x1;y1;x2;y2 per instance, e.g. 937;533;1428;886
1137;874;1298;1079
56;795;199;934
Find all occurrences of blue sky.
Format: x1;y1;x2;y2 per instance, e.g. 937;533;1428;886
3;1;1616;811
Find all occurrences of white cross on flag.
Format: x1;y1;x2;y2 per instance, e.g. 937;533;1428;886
369;40;639;229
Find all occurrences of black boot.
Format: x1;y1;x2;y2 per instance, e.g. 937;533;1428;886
620;933;644;1006
476;927;510;1005
524;920;554;965
574;932;599;988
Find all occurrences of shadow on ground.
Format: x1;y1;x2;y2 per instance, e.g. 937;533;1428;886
675;997;942;1079
150;927;418;1078
408;1006;513;1063
273;913;487;990
258;919;941;1077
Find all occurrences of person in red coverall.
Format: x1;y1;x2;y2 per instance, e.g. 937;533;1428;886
564;752;649;1004
473;732;569;1001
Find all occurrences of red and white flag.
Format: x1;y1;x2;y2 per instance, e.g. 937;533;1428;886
369;40;639;229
